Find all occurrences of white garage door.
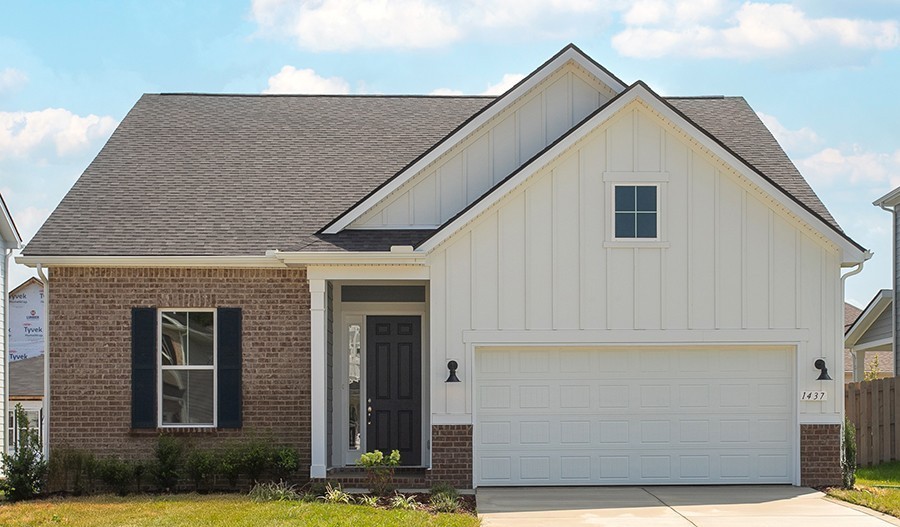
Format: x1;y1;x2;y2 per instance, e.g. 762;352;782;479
475;347;794;486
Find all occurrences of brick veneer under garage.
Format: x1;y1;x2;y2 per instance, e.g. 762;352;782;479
800;424;843;487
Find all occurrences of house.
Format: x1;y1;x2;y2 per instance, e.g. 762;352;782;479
17;45;867;488
0;193;24;458
845;292;895;382
7;277;45;454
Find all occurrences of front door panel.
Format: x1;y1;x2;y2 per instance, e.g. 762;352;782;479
366;316;422;466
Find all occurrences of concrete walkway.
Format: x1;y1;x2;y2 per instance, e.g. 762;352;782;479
477;486;900;527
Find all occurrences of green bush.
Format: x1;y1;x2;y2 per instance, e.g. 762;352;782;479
272;446;299;481
218;445;243;489
133;461;147;493
239;440;274;484
389;493;418;510
844;417;858;489
357;449;400;496
153;435;185;492
319;483;351;504
429;482;460;513
0;405;48;501
97;458;134;496
184;449;216;492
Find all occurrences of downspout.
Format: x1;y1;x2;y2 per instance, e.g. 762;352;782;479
36;264;49;460
842;255;871;382
3;248;11;458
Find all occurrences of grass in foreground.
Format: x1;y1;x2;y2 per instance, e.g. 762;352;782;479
0;493;480;527
827;461;900;518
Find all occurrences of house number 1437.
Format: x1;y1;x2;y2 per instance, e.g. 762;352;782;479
800;391;827;401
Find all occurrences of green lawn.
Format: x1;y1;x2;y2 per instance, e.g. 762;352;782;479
827;461;900;518
0;494;481;527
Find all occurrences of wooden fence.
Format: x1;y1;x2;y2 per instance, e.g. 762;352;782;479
846;377;900;466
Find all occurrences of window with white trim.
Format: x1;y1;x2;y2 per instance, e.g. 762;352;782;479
614;184;658;239
159;310;216;426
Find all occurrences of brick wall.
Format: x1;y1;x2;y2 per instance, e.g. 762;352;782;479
800;423;843;487
48;267;310;468
430;425;472;488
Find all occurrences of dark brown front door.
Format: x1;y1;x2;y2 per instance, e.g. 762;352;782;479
366;316;422;466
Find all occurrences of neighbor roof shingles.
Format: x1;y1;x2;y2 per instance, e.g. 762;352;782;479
24;93;842;256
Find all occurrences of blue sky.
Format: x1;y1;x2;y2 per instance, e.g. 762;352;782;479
1;0;898;307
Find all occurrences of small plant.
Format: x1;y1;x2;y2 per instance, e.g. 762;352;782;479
153;435;185;492
97;458;134;496
185;449;216;492
843;417;858;489
865;354;882;382
272;446;300;481
133;461;147;493
357;449;401;495
389;492;418;510
429;482;460;513
218;445;243;489
0;405;48;501
355;494;380;507
240;440;274;484
320;483;352;504
248;481;301;502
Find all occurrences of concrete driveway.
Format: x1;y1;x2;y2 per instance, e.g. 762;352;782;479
477;486;899;526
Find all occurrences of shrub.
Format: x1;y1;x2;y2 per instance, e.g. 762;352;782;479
240;440;274;484
0;405;48;501
133;461;147;493
389;493;418;510
248;481;301;502
184;449;216;492
153;435;185;492
357;449;400;495
320;483;351;504
272;446;299;481
843;417;857;489
97;458;134;496
218;445;243;489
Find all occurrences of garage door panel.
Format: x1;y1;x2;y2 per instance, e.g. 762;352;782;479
475;347;794;486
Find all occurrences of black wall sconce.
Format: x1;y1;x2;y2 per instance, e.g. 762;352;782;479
446;360;460;382
814;359;832;381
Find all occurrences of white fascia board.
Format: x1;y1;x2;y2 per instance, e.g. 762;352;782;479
418;83;866;264
844;290;892;347
0;195;22;248
16;255;287;268
268;250;426;266
322;47;626;235
874;186;900;208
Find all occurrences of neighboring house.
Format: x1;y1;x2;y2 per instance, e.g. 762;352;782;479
7;277;45;454
17;45;868;488
872;187;900;377
0;193;24;458
845;291;895;382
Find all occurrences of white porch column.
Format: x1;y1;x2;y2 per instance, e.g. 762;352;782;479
853;348;866;382
309;279;327;479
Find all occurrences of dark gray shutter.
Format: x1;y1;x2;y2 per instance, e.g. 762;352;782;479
131;307;157;429
217;307;242;428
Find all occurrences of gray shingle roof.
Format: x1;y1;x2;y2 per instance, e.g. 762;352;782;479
24;92;843;256
10;355;43;398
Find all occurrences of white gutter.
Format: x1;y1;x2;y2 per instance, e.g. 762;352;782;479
36;264;49;460
16;255;285;268
267;249;426;266
3;248;11;458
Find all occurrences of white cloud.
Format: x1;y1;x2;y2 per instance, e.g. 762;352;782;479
430;72;525;96
12;205;50;242
0;108;118;160
799;146;900;188
481;73;525;95
263;66;351;94
756;112;820;155
0;68;27;95
612;1;900;59
251;0;461;51
250;0;615;51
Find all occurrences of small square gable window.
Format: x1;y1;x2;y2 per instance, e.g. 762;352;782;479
614;185;658;239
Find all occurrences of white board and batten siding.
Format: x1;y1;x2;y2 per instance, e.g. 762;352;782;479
351;62;617;229
427;101;843;485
